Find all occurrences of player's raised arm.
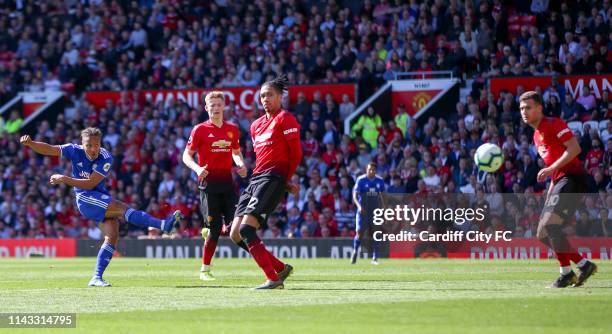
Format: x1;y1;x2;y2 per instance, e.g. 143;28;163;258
20;135;61;156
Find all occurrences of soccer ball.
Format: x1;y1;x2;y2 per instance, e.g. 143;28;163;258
474;143;504;173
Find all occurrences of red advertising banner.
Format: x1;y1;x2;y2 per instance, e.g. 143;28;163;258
0;239;77;257
85;84;356;112
490;74;611;99
390;238;612;260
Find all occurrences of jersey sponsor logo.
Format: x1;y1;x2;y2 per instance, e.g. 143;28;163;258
254;132;273;142
254;141;274;148
103;163;111;172
211;140;231;148
556;128;570;139
283;128;298;135
79;171;91;179
211;139;232;152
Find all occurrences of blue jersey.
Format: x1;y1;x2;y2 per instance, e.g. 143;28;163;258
353;174;386;202
60;143;113;195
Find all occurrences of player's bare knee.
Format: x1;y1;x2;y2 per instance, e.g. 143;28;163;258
229;217;242;242
106;200;128;219
104;234;118;246
536;221;548;241
537;212;564;239
242;214;260;229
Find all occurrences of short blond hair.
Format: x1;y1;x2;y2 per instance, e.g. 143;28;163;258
204;91;225;105
81;127;102;138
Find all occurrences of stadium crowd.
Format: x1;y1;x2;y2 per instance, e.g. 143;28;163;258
0;0;611;240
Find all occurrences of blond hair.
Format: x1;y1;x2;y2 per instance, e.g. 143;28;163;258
81;127;102;138
204;91;225;105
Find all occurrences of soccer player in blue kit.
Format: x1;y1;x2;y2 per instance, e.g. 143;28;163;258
351;162;386;265
20;128;183;287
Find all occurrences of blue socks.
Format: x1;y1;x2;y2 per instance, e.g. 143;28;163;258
124;208;162;229
94;242;115;279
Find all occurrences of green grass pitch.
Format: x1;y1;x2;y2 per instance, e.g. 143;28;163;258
0;258;611;333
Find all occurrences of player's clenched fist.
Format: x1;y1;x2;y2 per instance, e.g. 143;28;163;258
20;135;32;147
196;164;209;179
49;174;65;185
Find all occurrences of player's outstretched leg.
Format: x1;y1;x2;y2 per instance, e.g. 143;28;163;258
89;219;118;287
106;200;182;233
239;219;283;289
125;207;183;233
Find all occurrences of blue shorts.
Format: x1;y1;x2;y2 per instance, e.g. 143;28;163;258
75;191;112;224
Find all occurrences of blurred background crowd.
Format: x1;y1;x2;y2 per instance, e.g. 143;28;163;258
0;0;610;240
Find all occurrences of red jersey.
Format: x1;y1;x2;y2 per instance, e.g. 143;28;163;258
533;117;586;182
251;109;301;179
186;121;240;185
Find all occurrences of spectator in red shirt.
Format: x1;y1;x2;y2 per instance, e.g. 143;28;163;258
585;139;604;174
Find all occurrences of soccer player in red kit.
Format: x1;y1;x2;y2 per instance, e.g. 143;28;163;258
183;91;250;281
519;91;597;288
229;74;303;289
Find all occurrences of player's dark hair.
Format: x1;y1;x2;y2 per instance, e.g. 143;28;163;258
367;162;377;169
519;91;543;106
81;127;102;138
262;73;289;95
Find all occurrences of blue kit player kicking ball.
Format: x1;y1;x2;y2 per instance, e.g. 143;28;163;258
351;162;386;265
20;128;183;287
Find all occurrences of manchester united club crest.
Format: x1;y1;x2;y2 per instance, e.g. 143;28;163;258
227;131;233;139
412;92;433;112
